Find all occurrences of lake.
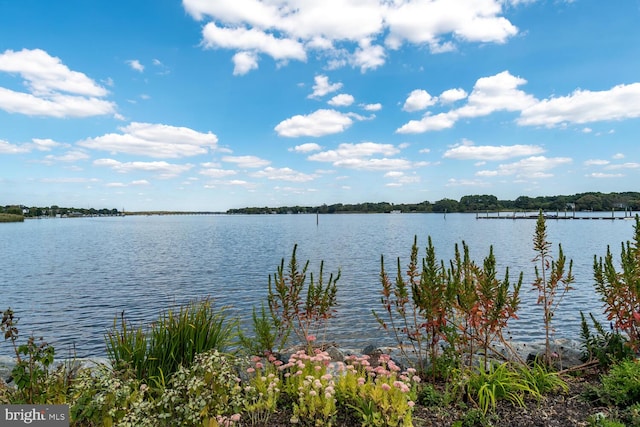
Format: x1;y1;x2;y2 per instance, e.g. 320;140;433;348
0;213;636;358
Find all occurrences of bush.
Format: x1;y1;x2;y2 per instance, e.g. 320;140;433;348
105;298;238;382
599;359;640;408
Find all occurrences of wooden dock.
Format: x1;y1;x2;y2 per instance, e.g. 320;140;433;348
476;212;636;220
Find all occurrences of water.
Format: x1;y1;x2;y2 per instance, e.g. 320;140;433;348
0;213;636;358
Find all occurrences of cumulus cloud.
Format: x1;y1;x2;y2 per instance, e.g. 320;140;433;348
78;122;219;158
307;141;426;171
362;103;382;111
93;158;194;178
275;109;355;137
251;166;316;182
126;59;144;72
308;75;342;98
397;70;640;134
517;83;640;127
221;155;270;168
476;156;572;179
199;168;238;178
183;0;521;74
0;48;116;117
232;51;259;75
0;137;64;154
290;143;322;153
443;141;545;160
403;89;437;112
328;93;355;107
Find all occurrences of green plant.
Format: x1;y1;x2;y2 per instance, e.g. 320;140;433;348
238;302;286;356
599;359;640;408
105;299;238;382
449;242;522;369
374;236;455;377
532;210;575;365
1;308;75;404
242;355;282;426
580;312;634;367
517;361;568;395
594;214;640;352
462;362;540;414
588;412;626;427
267;244;340;350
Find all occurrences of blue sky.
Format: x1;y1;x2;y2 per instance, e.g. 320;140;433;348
1;0;639;212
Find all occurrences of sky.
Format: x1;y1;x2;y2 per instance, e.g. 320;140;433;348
0;0;639;212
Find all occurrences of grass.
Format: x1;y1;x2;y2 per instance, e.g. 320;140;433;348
0;213;24;222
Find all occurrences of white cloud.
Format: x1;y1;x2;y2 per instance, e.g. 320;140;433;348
439;88;468;104
397;70;536;133
275;109;354;137
290;143;322;153
202;22;306;63
362;103;382;111
587;173;624;179
308;75;343;98
613;153;625;159
126;59;144;72
328;93;355;107
199;168;238;178
443;141;545;160
350;39;386;72
79;122;219;158
477;156;572;179
184;0;521;74
518;83;640;127
94;158;193;178
251;166;316;182
584;159;609;166
232;51;259;75
307;141;426;171
403;89;437;112
0;48;116;117
221;155;270;168
0;137;64;154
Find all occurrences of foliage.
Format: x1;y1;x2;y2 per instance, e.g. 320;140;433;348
105;299;238;382
1;308;75;404
71;350;244;427
580;312;634;368
593;215;640;352
458;362;540;414
532;210;575;365
242;354;282;426
0;213;24;222
517;361;568;395
587;413;627;427
238;302;284;356
598;359;640;408
452;242;522;369
373;235;454;376
267;244;340;349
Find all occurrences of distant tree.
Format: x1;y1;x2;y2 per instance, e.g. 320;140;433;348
6;205;23;216
432;198;459;213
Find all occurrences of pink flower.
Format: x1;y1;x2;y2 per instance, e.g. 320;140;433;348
408;401;415;408
231;414;241;422
246;367;255;373
381;383;391;391
307;335;317;342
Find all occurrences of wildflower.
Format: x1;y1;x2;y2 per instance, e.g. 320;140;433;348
246;367;255;373
381;383;391;391
307;335;317;342
408;401;415;408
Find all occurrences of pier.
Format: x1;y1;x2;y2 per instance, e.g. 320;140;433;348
476;210;636;220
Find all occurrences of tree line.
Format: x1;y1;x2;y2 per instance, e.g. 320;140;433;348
226;191;640;215
1;205;121;217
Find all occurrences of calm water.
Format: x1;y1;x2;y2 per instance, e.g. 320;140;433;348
0;213;636;357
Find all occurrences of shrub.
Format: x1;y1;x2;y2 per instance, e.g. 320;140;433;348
459;362;540;414
105;298;238;381
532;210;574;366
599;359;640;408
580;312;634;368
593;214;640;352
267;244;340;350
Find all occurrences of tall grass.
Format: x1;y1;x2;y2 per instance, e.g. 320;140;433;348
105;298;238;381
0;214;24;222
